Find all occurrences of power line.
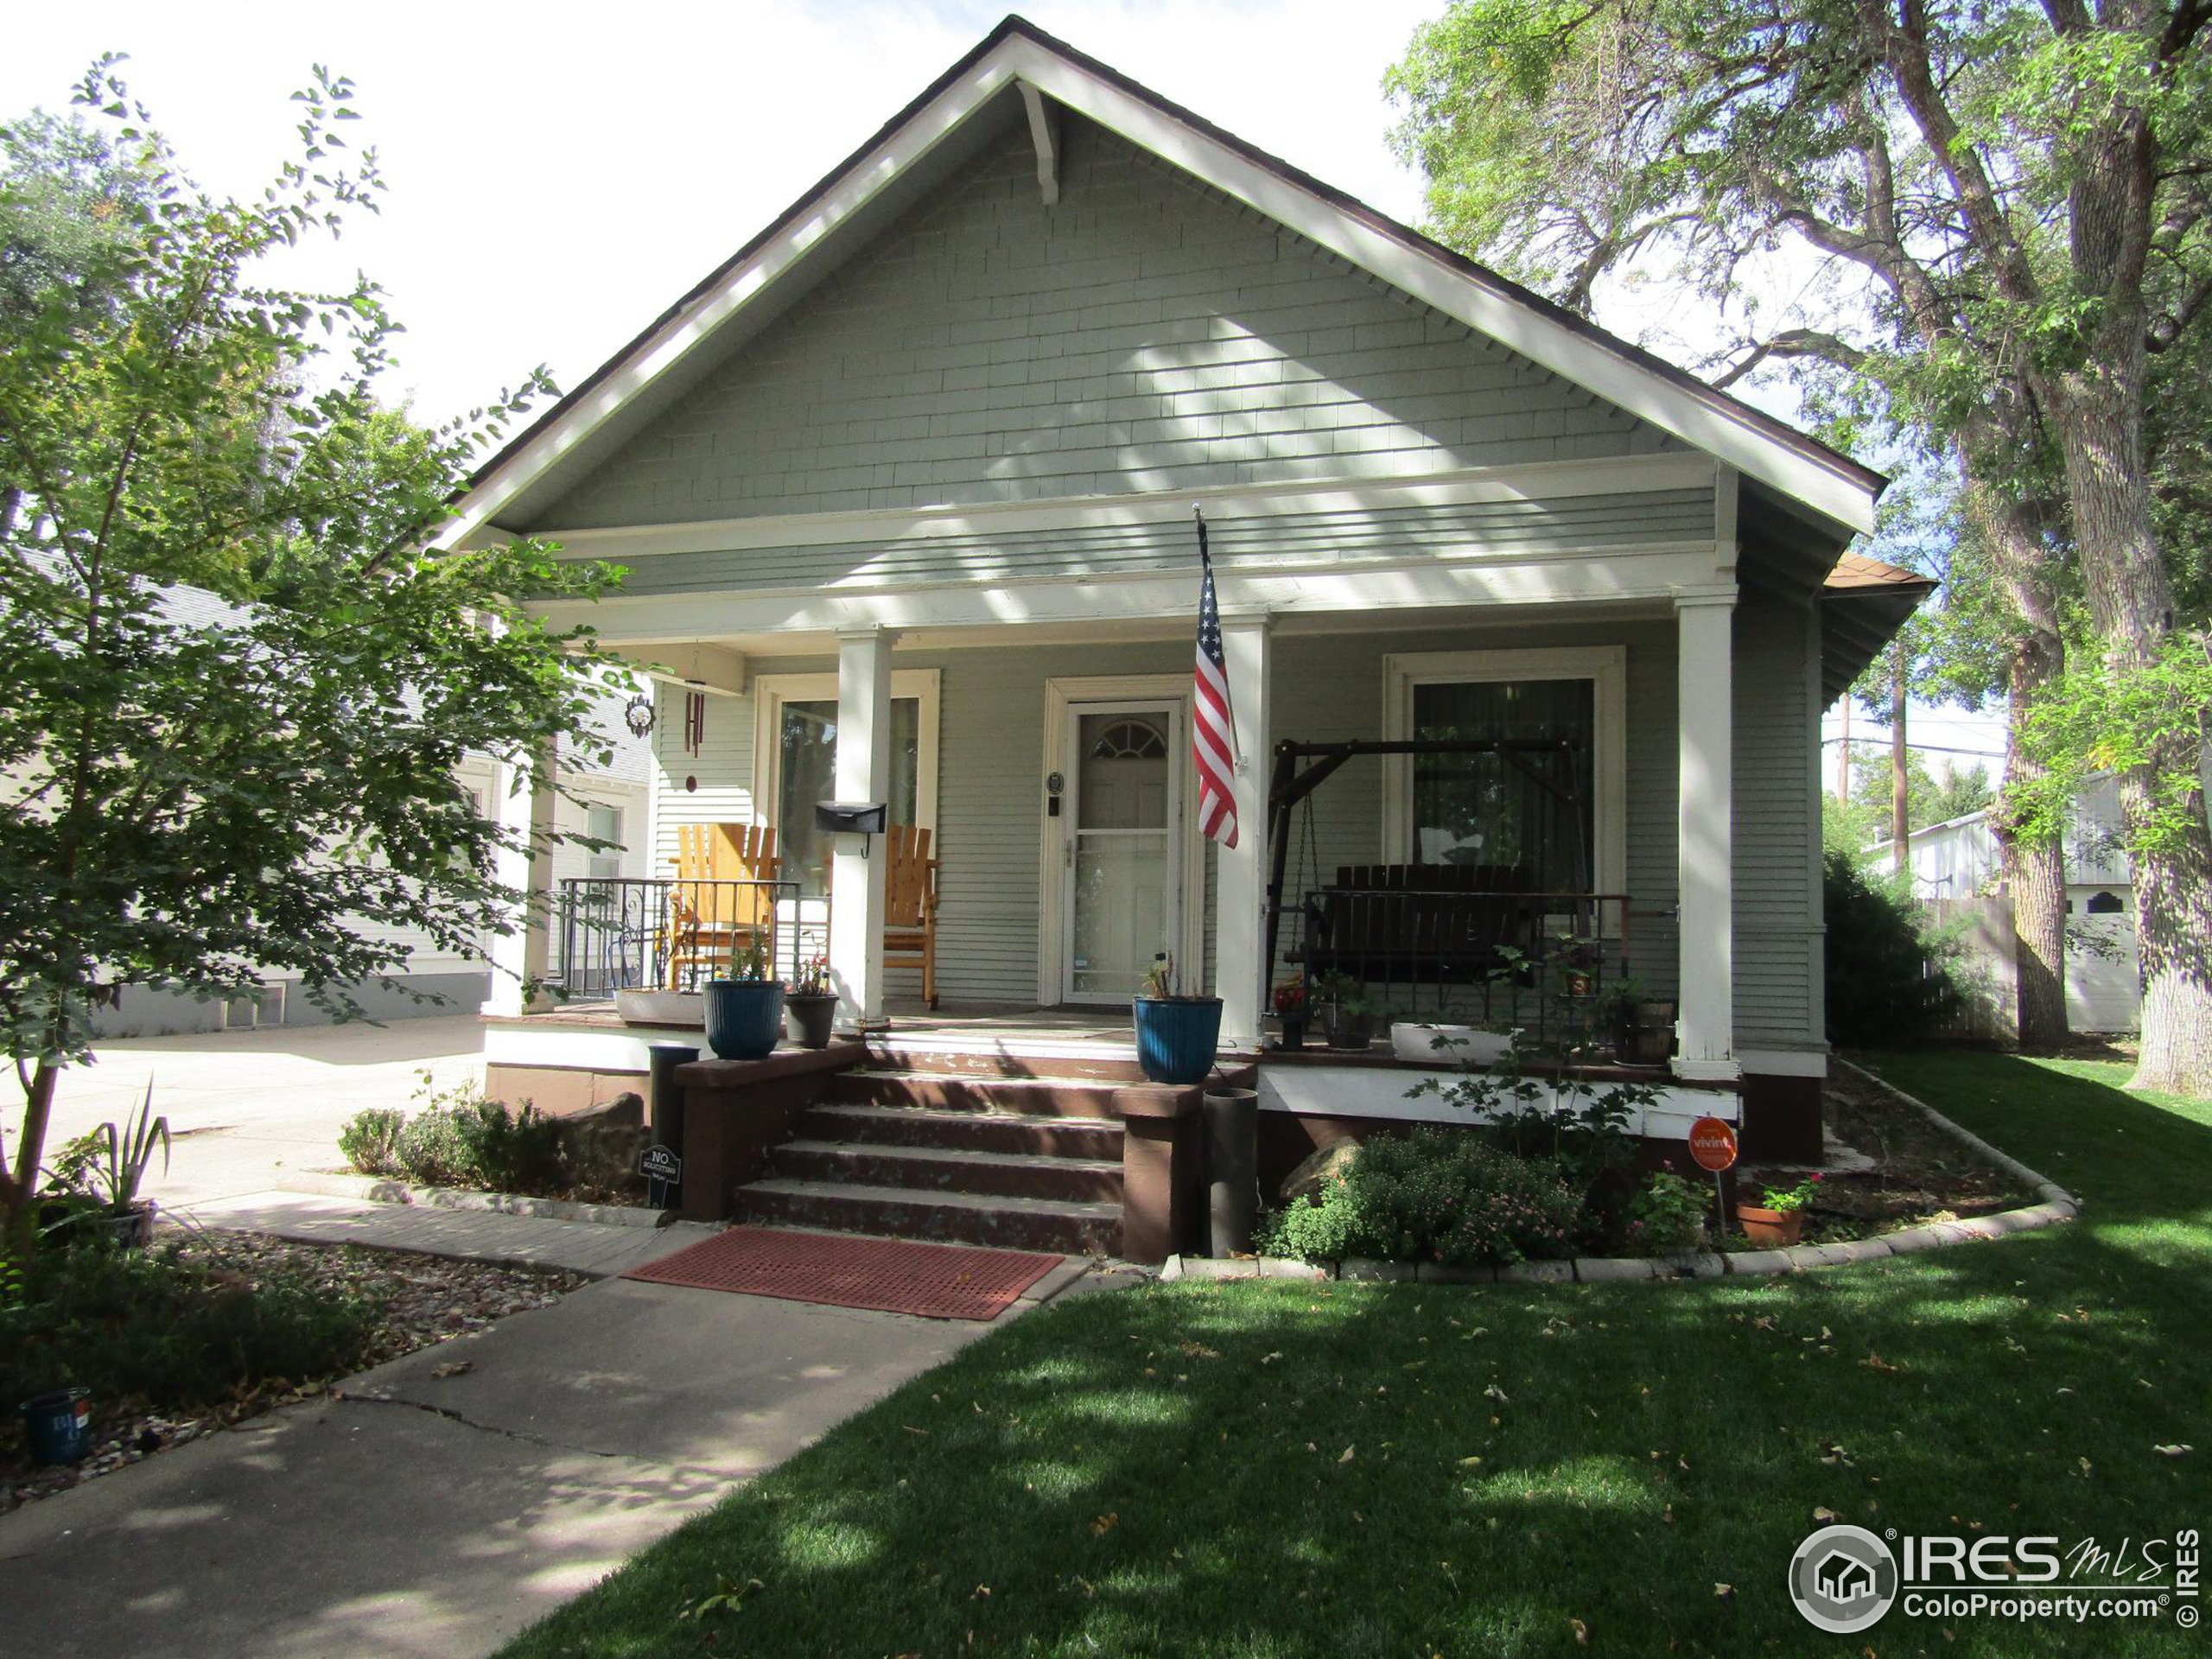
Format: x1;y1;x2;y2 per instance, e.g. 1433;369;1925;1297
1820;735;2005;759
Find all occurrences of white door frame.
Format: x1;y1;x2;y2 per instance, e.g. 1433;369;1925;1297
1039;675;1205;1007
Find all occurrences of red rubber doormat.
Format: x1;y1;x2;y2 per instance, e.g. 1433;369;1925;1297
622;1227;1062;1321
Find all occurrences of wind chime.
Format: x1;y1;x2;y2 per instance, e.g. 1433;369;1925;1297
682;690;706;756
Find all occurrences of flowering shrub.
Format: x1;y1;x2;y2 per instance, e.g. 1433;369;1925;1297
1623;1167;1707;1256
1260;1128;1583;1268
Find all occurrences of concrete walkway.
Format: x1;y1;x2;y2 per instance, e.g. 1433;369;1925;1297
173;1190;718;1278
0;1198;1099;1658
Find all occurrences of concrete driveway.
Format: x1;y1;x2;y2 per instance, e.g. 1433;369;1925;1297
15;1017;485;1208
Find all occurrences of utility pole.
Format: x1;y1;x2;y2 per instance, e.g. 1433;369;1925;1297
1836;696;1853;803
1890;658;1910;877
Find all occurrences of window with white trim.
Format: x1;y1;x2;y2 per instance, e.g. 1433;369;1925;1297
1382;648;1628;896
753;671;941;898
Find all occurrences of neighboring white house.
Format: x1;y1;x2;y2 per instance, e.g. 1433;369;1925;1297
1872;777;2141;1033
445;18;1923;1165
86;591;654;1039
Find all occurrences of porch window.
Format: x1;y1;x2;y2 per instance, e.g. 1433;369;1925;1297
584;803;624;881
775;697;920;896
753;670;941;899
1410;679;1593;892
1382;647;1628;898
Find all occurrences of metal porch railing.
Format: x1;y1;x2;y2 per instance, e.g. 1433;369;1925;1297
551;876;829;998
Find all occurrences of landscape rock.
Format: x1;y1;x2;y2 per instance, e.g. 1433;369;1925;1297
557;1092;651;1190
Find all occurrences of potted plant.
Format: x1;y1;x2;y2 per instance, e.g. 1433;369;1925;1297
48;1082;170;1248
1271;979;1310;1051
1736;1173;1823;1247
1603;979;1677;1066
1554;935;1601;999
1320;978;1383;1051
1131;955;1224;1084
784;956;839;1049
703;940;786;1061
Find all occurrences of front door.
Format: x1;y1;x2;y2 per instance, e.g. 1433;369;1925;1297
1062;701;1183;1003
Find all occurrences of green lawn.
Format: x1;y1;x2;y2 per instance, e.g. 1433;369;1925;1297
505;1052;2209;1657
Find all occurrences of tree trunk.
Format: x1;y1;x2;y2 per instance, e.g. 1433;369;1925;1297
2044;320;2212;1095
1996;635;2070;1052
0;1057;60;1236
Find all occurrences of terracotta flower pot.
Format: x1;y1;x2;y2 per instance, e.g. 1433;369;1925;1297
1735;1203;1804;1248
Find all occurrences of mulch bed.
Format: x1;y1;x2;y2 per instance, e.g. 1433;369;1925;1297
1724;1065;2038;1249
1;1232;586;1515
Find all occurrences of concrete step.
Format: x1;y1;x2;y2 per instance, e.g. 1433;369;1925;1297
735;1178;1121;1256
861;1038;1154;1084
799;1102;1124;1160
827;1068;1151;1117
772;1140;1125;1203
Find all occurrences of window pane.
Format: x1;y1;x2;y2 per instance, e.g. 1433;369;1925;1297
778;696;922;898
1411;678;1594;891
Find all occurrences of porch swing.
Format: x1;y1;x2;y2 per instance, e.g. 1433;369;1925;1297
1262;736;1630;1037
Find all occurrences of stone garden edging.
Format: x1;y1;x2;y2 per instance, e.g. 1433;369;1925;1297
276;1172;671;1230
1163;1060;2081;1286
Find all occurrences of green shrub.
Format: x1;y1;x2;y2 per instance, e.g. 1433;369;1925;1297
396;1109;477;1187
1824;850;1962;1043
453;1098;567;1195
338;1108;407;1178
0;1243;372;1411
1623;1169;1707;1255
1261;1128;1583;1268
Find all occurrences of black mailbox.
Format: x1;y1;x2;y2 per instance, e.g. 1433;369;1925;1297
815;800;888;835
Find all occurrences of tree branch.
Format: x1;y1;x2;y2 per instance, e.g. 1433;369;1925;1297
1710;327;1868;389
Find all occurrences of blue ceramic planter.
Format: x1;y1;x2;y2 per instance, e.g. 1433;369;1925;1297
704;979;786;1060
1132;996;1224;1084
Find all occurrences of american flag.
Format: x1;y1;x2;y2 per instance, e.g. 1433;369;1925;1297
1192;514;1239;849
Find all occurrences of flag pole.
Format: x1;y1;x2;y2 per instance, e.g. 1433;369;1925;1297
1195;505;1243;768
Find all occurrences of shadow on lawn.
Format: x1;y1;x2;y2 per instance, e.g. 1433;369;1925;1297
506;1056;2210;1659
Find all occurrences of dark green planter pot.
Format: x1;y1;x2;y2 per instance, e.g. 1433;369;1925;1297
1132;996;1224;1084
704;979;786;1060
785;992;839;1050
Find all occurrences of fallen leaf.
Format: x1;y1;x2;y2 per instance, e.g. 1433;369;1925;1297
1458;1455;1484;1467
1260;1351;1283;1365
1863;1354;1901;1374
1714;1582;1735;1600
1090;1513;1118;1535
1484;1383;1510;1404
2154;1444;2193;1459
1814;1507;1841;1524
1570;1617;1590;1644
429;1361;472;1380
1339;1446;1356;1463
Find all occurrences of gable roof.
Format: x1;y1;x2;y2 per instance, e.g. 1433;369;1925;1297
443;15;1886;547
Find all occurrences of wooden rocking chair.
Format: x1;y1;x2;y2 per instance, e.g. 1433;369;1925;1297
882;823;941;1009
665;823;779;987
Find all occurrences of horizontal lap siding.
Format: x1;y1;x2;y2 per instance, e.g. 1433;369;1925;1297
1731;591;1820;1048
537;119;1680;533
601;488;1714;597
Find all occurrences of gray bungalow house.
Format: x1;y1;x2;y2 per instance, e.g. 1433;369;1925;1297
448;18;1925;1253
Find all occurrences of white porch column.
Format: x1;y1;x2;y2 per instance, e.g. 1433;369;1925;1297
828;626;895;1029
1675;593;1738;1081
1215;613;1274;1049
481;745;556;1017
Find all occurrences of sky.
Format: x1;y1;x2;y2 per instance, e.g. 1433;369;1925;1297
3;0;2005;790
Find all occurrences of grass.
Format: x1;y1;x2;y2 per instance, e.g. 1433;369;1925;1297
503;1052;2210;1657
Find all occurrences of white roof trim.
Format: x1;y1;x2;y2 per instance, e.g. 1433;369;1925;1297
442;29;1878;547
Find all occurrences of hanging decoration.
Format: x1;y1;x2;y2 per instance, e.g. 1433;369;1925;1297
623;693;656;738
683;690;707;757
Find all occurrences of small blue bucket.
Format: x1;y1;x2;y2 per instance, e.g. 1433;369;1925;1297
20;1388;92;1466
1132;997;1224;1084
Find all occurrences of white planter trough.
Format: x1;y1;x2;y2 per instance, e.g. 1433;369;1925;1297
613;988;706;1027
1390;1022;1513;1066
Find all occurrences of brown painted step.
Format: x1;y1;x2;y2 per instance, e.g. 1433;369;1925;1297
861;1039;1154;1084
800;1102;1123;1160
735;1178;1120;1256
772;1140;1125;1203
828;1069;1159;1119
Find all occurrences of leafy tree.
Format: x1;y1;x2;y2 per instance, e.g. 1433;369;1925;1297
0;64;626;1231
1851;750;1995;839
1389;0;2212;1090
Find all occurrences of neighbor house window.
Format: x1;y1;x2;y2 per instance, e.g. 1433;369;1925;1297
1382;648;1627;896
585;804;624;881
753;671;941;899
